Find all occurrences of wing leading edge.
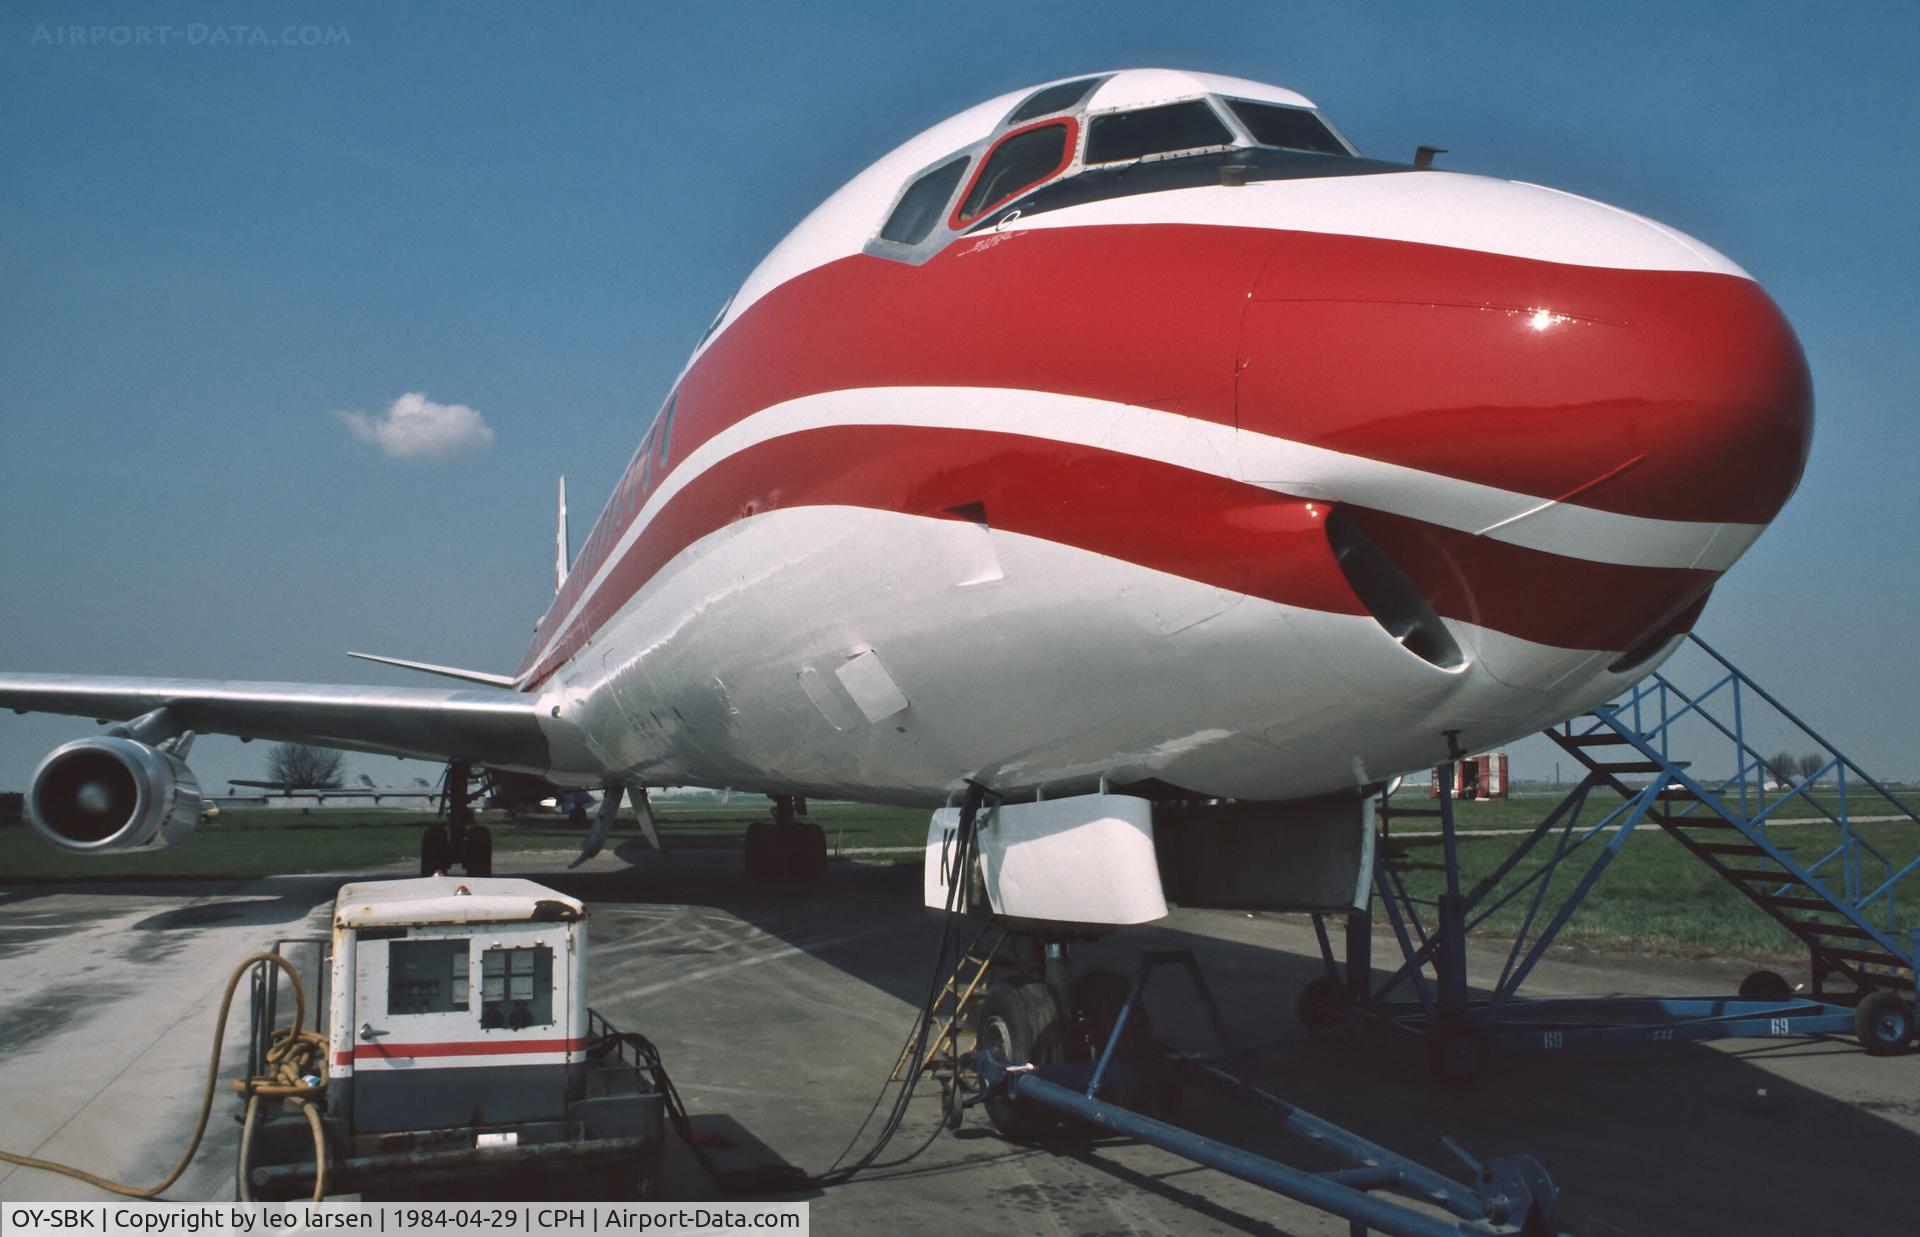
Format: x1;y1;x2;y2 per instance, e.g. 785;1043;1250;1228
0;673;551;772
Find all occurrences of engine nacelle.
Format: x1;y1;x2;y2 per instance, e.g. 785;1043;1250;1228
27;737;204;854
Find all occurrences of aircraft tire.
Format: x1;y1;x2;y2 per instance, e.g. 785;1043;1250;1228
420;825;451;877
788;821;826;888
1425;1013;1491;1086
1297;975;1350;1032
1854;989;1915;1056
465;825;493;877
744;821;774;886
1738;969;1793;1000
975;977;1064;1142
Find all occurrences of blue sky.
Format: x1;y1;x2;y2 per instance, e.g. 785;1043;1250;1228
2;1;1917;792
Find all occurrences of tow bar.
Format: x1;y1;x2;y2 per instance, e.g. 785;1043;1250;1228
966;950;1562;1237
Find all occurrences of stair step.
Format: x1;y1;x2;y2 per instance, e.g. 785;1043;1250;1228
1563;733;1633;747
1595;761;1669;774
1693;842;1773;857
1813;946;1905;967
1796;921;1881;940
1658;813;1734;827
1656;788;1701;802
1761;896;1850;914
1722;868;1804;886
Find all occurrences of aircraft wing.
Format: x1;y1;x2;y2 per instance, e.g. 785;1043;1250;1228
0;674;550;771
225;780;435;793
225;780;445;800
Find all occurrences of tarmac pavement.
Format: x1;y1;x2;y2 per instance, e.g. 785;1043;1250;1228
2;840;1916;1235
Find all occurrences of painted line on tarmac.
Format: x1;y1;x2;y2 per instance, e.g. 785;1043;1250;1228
627;925;895;996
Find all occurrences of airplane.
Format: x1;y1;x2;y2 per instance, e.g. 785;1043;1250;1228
2;68;1809;909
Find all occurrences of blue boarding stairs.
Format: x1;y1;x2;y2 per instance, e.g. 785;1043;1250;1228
1309;634;1920;1082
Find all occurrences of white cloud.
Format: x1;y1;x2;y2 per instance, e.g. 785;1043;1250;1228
334;391;495;461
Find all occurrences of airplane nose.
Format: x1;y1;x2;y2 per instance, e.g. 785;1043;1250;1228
1236;215;1812;530
1235;183;1812;668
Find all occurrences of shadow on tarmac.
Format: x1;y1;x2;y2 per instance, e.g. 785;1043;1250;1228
545;843;1920;1236
6;844;1915;1232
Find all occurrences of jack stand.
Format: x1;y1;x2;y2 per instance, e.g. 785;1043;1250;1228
1346;910;1372;1007
1435;761;1471;1022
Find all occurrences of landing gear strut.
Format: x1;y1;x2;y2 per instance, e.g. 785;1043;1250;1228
743;795;825;890
422;761;492;877
969;936;1165;1140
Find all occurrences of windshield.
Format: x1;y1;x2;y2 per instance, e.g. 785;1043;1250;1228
1085;100;1234;165
1008;77;1104;124
956;122;1071;223
882;155;971;245
1225;100;1349;156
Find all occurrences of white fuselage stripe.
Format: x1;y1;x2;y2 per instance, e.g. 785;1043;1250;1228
531;386;1754;674
993;172;1750;276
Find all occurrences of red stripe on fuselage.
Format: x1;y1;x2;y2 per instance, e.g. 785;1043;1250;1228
521;424;1717;687
672;223;1803;528
532;224;1273;656
525;221;1794;679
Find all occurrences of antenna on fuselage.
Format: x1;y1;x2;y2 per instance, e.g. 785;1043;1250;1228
555;476;570;594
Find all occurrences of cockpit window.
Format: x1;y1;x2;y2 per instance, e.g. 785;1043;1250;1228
1007;77;1103;124
955;122;1071;224
698;295;734;346
1225;100;1348;156
881;155;971;245
656;394;677;466
1086;99;1234;165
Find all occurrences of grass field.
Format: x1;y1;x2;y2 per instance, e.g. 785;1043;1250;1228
1383;820;1920;959
3;793;1917;964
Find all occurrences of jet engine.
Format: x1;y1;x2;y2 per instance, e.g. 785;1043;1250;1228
27;736;204;853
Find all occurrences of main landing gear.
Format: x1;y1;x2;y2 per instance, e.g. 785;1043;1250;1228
421;760;492;877
743;795;826;891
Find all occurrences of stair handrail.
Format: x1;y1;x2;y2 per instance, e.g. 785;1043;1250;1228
1624;651;1911;881
1686;635;1920;828
1589;702;1914;963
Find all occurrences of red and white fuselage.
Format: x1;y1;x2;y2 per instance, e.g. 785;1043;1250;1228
516;69;1811;807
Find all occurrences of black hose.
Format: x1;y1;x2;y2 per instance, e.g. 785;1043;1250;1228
606;782;993;1195
804;781;990;1187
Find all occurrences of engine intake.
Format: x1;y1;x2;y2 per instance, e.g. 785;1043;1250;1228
1325;509;1467;672
28;737;204;853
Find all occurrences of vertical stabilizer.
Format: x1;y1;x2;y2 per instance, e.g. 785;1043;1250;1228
555;476;570;594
